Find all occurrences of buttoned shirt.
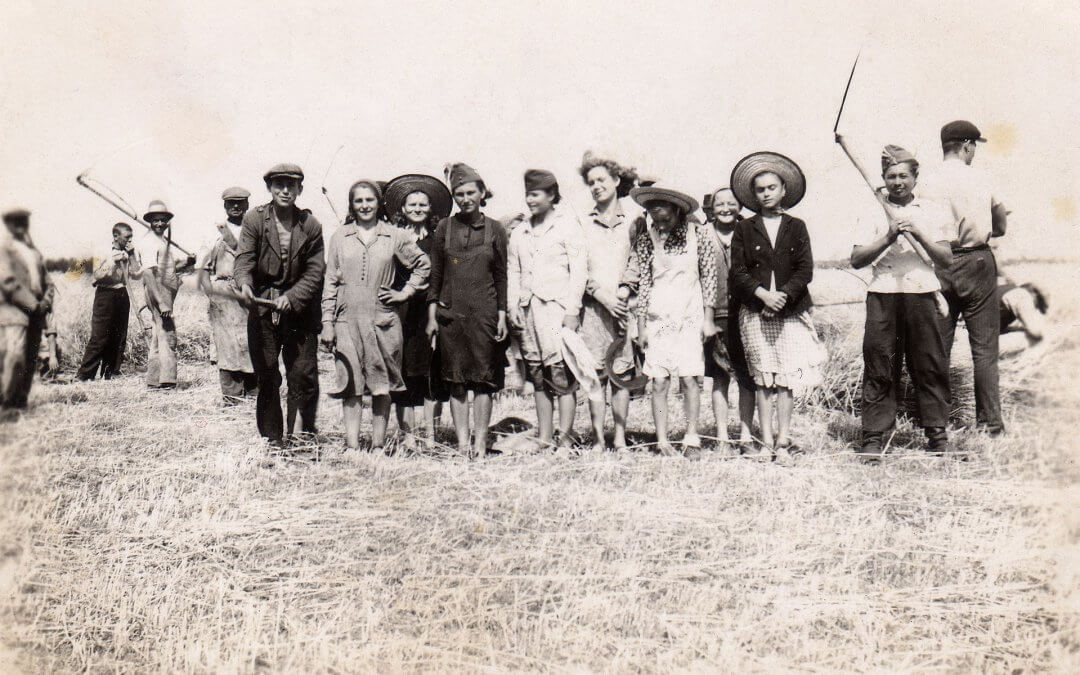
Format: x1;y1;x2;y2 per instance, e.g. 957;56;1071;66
136;230;183;290
322;221;430;324
919;157;1003;248
91;243;140;289
583;197;644;308
864;189;951;294
507;206;588;315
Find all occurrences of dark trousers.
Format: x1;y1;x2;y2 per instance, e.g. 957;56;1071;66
861;292;950;440
78;286;130;380
935;248;1002;431
219;369;258;400
248;312;319;441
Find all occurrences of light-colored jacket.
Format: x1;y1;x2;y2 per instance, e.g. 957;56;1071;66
507;207;587;315
0;234;53;327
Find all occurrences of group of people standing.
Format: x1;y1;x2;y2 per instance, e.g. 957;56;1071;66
3;118;1018;462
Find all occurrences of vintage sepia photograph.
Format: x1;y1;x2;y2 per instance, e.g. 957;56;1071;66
1;0;1077;671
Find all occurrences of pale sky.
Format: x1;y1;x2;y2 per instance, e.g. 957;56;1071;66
2;0;1077;260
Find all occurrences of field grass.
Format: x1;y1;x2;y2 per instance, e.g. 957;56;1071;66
1;264;1078;672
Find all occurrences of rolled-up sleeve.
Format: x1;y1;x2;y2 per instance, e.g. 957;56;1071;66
393;230;430;296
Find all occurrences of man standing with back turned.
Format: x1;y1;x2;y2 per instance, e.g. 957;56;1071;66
234;163;325;449
924;120;1009;436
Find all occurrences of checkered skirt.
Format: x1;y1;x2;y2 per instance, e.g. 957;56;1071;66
738;306;825;390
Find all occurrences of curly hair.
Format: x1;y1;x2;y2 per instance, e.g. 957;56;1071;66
578;151;640;198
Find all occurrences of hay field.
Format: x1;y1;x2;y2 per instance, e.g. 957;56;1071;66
1;264;1078;672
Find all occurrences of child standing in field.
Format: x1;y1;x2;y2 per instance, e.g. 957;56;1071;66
78;222;140;380
507;169;588;449
730;153;824;461
0;208;54;416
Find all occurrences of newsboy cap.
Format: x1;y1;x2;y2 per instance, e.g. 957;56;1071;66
221;186;251;201
263;163;305;183
940;120;987;144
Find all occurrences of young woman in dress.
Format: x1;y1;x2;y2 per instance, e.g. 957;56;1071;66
321;180;430;452
384;174;453;448
426;163;510;459
730;153;824;461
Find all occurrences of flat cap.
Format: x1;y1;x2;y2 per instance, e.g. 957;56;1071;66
263;163;305;183
2;207;31;221
941;120;986;144
221;186;251;201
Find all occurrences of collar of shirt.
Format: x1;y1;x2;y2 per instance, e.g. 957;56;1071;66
342;221;393;239
523;211;560;238
457;214;487;230
588;200;627;229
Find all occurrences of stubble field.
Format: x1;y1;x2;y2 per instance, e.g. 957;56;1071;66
0;264;1078;672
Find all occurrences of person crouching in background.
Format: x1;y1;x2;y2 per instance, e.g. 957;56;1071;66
508;169;587;450
0;208;54;416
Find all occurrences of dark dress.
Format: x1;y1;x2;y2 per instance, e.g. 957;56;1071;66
391;226;447;404
427;214;509;394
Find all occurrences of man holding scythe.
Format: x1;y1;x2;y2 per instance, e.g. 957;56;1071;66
136;199;197;389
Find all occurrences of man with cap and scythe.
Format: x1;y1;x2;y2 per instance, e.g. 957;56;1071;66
0;207;54;416
919;120;1010;437
234;163;325;449
426;162;509;459
196;187;257;404
136;199;197;390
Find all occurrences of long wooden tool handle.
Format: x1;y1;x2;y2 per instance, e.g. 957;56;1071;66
204;285;278;308
76;172;193;257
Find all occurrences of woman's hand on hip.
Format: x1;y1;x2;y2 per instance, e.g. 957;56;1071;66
378;286;409;305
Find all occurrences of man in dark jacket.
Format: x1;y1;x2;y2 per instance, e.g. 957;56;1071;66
234;163;325;447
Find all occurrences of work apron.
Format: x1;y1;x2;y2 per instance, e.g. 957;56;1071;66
644;221;704;378
436;216;506;388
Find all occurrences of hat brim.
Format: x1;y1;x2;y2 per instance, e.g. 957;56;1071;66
143;211;174;222
383;174;453;222
730;152;806;212
263;172;304;183
629;187;699;215
604;336;648;392
326;351;354;399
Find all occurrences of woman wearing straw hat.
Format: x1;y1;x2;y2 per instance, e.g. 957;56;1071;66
730;153;824;461
627;185;719;458
320;180;430;453
383;174;453;448
425;163;510;459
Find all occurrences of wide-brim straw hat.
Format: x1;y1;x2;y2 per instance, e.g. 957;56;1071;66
629;186;699;215
730;151;806;212
326;351;354;399
604;335;648;392
142;199;174;222
383;174;453;221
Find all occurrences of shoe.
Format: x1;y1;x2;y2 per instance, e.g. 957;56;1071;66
855;442;884;463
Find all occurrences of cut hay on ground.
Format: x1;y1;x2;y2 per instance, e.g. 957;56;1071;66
0;264;1077;672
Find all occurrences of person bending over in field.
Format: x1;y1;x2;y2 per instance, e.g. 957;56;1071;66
838;135;955;459
997;271;1049;356
234;164;326;450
